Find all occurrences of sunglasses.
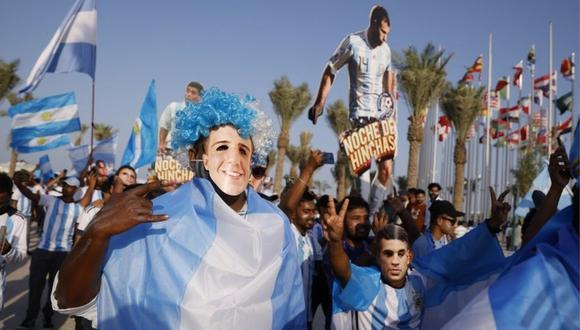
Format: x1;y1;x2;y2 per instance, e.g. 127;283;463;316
251;166;267;178
441;215;457;225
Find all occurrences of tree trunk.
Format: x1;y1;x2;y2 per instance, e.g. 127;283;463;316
274;129;289;193
336;150;348;201
8;149;17;177
406;117;425;188
452;139;467;210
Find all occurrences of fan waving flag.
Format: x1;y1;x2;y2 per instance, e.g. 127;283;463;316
121;80;158;169
9;92;80;150
19;0;96;94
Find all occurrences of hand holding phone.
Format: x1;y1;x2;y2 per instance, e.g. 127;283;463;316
321;152;335;165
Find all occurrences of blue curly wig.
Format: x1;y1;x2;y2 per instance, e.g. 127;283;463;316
171;88;276;166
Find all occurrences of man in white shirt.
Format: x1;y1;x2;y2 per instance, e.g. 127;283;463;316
157;81;204;154
14;173;84;329
0;173;28;311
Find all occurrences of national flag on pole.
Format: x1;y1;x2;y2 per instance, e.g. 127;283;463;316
518;96;531;114
495;76;510;100
121;80;158;169
534;71;557;98
506;130;519;146
557;116;573;135
554;91;573;114
499;105;520;122
526;45;536;72
533;90;544;106
512;60;523;89
13;134;71;154
560;56;575;81
460;71;474;84
19;0;97;94
68;134;118;173
9;92;81;148
39;155;54;183
466;55;484;81
481;91;499;116
520;125;529;142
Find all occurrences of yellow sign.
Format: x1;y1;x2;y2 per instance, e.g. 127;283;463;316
154;155;194;182
338;118;397;176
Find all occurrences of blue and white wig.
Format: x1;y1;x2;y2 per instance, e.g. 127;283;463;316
171;88;276;167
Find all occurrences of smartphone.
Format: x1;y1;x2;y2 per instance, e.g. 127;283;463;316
322;152;335;165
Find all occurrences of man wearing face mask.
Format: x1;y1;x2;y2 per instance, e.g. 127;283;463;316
52;88;305;329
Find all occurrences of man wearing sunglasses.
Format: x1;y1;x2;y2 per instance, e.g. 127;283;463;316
411;200;464;258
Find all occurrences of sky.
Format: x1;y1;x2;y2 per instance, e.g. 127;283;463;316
1;0;578;192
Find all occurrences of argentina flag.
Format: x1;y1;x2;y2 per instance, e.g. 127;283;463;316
13;134;71;154
121;80;158;169
9;92;81;147
68;134;118;173
39;155;54;183
97;178;306;329
19;0;96;94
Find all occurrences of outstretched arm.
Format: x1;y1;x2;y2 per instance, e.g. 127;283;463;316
523;148;570;244
308;67;335;125
323;198;351;287
54;181;169;308
279;150;323;219
79;170;98;208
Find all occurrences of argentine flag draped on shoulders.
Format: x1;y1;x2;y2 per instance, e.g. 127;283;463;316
98;178;306;329
444;122;579;330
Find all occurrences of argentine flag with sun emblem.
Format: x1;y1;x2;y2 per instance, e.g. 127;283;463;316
9;92;80;153
121;80;158;169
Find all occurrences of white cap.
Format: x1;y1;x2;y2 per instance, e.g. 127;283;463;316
63;176;80;188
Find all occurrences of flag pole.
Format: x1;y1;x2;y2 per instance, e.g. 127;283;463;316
548;22;554;156
529;44;536;152
90;79;96;158
484;33;493;218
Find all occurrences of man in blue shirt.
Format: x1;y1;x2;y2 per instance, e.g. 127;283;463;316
412;200;465;258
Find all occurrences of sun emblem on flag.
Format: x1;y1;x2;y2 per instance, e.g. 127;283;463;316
41;112;53;121
133;122;141;134
37;137;47;145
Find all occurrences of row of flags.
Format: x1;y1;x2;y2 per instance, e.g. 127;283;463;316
8;0;158;173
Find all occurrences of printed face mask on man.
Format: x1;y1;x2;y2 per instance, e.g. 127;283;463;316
202;125;253;196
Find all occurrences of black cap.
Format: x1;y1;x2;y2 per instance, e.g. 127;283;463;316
429;200;465;220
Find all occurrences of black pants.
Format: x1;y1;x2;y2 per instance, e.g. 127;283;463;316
24;249;68;321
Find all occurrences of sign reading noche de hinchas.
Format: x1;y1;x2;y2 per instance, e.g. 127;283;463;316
339;118;397;176
155;155;194;182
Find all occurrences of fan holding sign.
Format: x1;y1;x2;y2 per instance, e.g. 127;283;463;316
308;5;397;214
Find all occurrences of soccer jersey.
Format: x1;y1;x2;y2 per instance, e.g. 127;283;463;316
333;264;426;329
292;224;323;322
328;30;392;120
11;186;33;218
0;210;28;310
38;195;81;252
76;203;102;232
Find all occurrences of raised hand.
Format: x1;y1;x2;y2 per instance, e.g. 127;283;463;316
89;181;170;239
548;147;570;189
372;211;388;235
308;104;324;125
488;187;511;231
307;150;325;170
322;198;349;243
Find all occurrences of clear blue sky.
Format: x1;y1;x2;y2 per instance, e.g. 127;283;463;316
1;0;578;191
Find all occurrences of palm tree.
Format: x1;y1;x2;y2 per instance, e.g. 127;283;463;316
286;144;301;178
93;123;117;141
441;82;484;209
396;43;452;188
326;100;352;200
297;131;313;172
0;59;20;102
269;76;311;192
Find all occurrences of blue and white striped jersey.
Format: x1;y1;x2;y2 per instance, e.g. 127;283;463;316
333;264;425;329
38;194;81;252
328;30;392;120
292;224;323;322
0;210;28;310
11;186;32;218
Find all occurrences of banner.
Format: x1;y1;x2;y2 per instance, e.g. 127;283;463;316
154;155;194;182
338;118;397;175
